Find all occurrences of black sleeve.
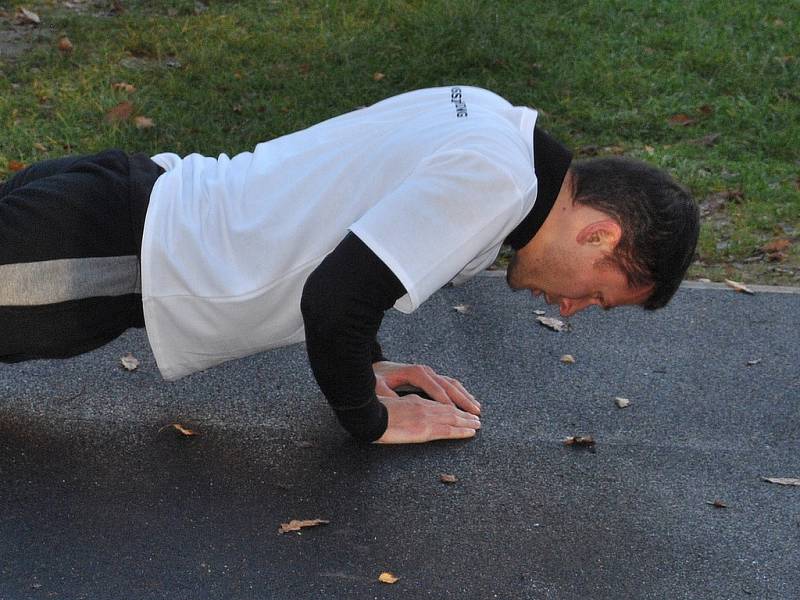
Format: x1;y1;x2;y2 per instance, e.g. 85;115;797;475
300;232;406;442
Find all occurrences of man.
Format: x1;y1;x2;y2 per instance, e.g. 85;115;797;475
0;86;699;444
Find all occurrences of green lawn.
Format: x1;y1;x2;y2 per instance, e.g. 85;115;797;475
1;0;798;284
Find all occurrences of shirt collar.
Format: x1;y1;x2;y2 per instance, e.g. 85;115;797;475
504;126;573;250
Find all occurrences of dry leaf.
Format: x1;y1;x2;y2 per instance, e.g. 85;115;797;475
33;142;48;152
761;477;800;487
706;499;727;508
724;279;755;295
560;354;576;364
134;116;155;129
439;473;458;484
536;316;568;332
614;397;631;408
372;72;386;81
164;423;198;436
644;145;655;154
378;572;399;584
563;435;595;447
57;36;74;54
16;8;41;25
746;358;762;366
105;101;134;123
453;304;470;314
278;518;330;534
112;82;136;93
762;239;791;253
8;160;26;172
698;104;714;115
120;353;139;371
533;309;546;315
668;113;697;126
689;133;721;147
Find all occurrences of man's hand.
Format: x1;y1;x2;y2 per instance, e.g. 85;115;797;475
375;394;481;444
372;361;480;415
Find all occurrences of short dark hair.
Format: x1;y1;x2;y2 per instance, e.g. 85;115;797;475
570;157;699;310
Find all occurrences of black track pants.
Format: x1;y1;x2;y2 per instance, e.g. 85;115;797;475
0;150;163;362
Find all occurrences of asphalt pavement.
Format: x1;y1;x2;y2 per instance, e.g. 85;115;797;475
1;275;798;600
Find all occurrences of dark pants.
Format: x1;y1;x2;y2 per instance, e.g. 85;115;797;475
0;150;163;362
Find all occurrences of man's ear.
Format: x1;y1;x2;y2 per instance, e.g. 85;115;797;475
576;219;622;251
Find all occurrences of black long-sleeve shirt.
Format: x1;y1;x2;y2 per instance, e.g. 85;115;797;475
301;127;572;441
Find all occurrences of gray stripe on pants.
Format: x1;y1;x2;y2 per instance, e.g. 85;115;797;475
0;256;141;306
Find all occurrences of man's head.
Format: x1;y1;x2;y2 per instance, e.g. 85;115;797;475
507;156;699;316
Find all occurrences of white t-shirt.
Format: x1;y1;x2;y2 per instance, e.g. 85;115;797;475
142;86;539;380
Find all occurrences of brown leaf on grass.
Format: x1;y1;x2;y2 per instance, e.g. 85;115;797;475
689;133;721;147
8;160;26;172
112;82;136;93
16;8;41;25
439;473;458;484
120;353;139;371
278;518;330;534
161;423;199;436
33;142;48;152
134;116;155;129
762;239;791;254
563;435;595;447
706;499;728;508
378;572;399;584
698;104;714;116
724;279;755;295
58;36;74;54
105;101;134;123
761;477;800;487
372;72;386;81
668;113;697;126
536;316;568;332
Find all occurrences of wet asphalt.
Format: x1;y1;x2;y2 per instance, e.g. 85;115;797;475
1;276;798;599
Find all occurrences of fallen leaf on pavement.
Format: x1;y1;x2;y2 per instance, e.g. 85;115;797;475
536;316;568;332
533;309;546;315
120;353;139;371
761;477;800;487
706;500;728;508
161;423;199;436
439;473;458;484
724;279;755;295
278;518;330;534
563;435;595;447
746;358;762;366
560;354;575;364
615;397;631;408
378;572;399;584
452;304;470;314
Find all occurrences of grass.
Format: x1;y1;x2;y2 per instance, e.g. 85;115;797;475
1;0;798;284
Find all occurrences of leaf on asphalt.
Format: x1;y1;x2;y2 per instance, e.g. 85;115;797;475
706;499;727;508
536;316;568;332
452;304;470;314
120;353;139;371
378;572;399;584
134;116;155;129
761;477;800;487
16;8;41;25
614;397;631;408
724;279;755;295
746;358;762;366
278;518;330;534
439;473;458;484
668;113;697;126
533;309;546;315
563;435;595;447
162;423;198;436
112;82;136;93
58;36;74;54
372;72;386;81
104;101;134;123
560;354;576;364
8;160;26;172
